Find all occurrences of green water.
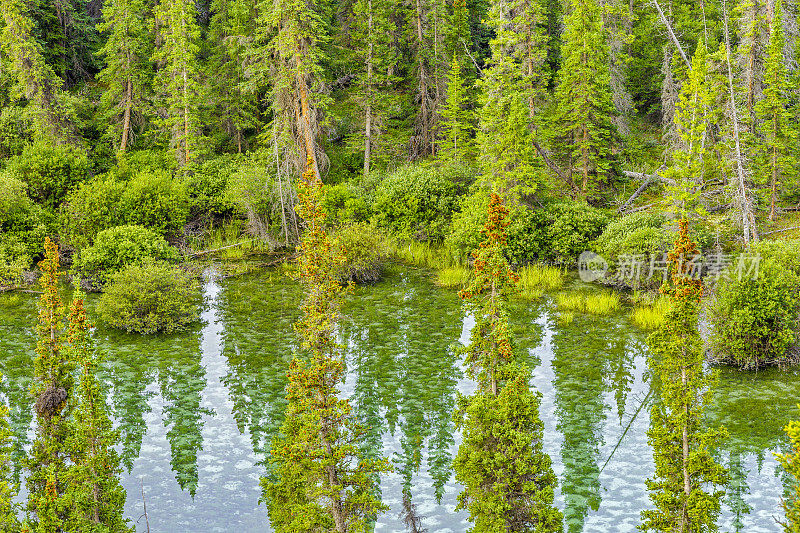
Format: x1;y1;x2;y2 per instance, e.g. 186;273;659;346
0;267;797;532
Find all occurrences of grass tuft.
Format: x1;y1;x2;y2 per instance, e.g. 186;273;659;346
557;311;574;325
630;296;672;330
518;264;564;296
556;290;621;316
436;266;471;289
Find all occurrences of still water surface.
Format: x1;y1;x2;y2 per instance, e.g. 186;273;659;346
0;266;797;532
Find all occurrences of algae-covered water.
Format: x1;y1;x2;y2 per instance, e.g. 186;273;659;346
0;266;797;532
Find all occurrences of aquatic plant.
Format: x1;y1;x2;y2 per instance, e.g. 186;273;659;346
518;263;564;294
775;412;800;532
435;266;470;289
556;290;620;315
630;297;672;331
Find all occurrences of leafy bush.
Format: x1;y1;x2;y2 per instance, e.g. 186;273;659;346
709;240;800;369
0;173;48;261
60;177;126;249
0;235;32;289
97;260;202;334
107;150;177;181
594;212;668;260
6;142;89;208
75;225;180;288
447;191;548;266
119;170;190;238
0;106;33;159
323;182;371;225
448;194;604;265
372;163;473;241
545;202;609;263
333;223;387;283
182;157;238;219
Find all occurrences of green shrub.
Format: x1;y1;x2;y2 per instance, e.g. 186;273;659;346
709;240;800;369
0;106;33;159
0;235;32;289
372;163;473;241
594;212;668;260
60;177;126;249
6;142;89;208
108;150;177;181
545;202;609;263
182;157;239;219
323;182;371;225
333;223;387;283
97;260;202;334
447;191;548;266
119;170;190;238
75;225;180;288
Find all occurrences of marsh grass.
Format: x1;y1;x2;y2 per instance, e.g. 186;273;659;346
518;264;564;294
630;296;672;330
556;290;621;316
557;311;575;325
436;266;471;289
205;220;268;261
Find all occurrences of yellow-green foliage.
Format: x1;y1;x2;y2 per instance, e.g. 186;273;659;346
386;238;463;270
518;264;564;294
630;297;672;330
556;290;621;315
557;311;574;325
436;266;471;289
776;414;800;531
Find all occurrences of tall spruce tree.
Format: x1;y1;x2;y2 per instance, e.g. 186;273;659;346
63;296;131;532
550;0;619;197
453;193;561;532
27;238;75;532
640;220;728;533
754;0;797;221
152;0;204;165
208;0;260;153
476;47;538;198
252;0;328;179
665;41;715;214
349;0;396;175
437;57;471;164
0;0;75;143
262;159;389;532
96;0;153;152
776;413;800;532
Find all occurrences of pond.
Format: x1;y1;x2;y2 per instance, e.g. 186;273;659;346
0;266;798;532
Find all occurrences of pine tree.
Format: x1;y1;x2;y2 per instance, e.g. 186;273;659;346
262;159;389;532
437;57;471;164
152;0;204;165
96;0;152;152
252;0;328;179
349;0;396;175
26;238;74;532
640;220;728;533
776;413;800;532
735;0;769;131
665;41;715;214
208;0;260;153
754;0;797;221
63;296;131;532
476;47;538;198
550;0;619;197
0;0;75;143
453;193;562;532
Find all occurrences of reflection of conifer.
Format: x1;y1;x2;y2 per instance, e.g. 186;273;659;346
27;238;74;532
776;414;800;531
0;381;19;530
64;296;131;531
263;159;389;532
453;194;561;531
640;219;727;532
